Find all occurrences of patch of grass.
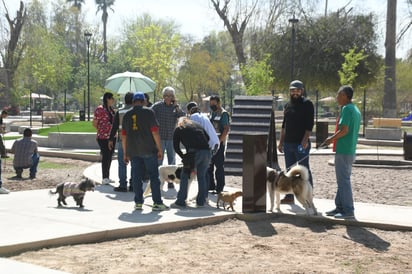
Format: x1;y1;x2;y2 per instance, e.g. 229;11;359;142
38;161;68;169
3;136;20;141
38;121;95;136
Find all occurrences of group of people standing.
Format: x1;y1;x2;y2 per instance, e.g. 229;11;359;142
279;80;361;219
92;87;230;211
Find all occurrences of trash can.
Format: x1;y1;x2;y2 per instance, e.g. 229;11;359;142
404;131;412;160
316;121;329;148
79;110;85;121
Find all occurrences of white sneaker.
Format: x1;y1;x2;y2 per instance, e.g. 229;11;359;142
102;178;114;185
0;187;10;194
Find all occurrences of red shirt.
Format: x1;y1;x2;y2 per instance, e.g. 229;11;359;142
94;105;115;140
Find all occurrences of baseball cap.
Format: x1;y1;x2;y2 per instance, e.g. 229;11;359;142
133;92;145;101
289;80;304;90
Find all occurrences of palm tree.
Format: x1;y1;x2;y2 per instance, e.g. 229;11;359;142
95;0;115;63
66;0;85;56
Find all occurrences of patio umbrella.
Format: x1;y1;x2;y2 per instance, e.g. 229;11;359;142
104;71;156;94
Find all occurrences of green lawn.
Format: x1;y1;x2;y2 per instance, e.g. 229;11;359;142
38;121;95;136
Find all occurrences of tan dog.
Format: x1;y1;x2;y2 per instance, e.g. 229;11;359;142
267;165;317;215
216;191;243;211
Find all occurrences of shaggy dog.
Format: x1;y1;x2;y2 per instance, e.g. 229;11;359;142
49;179;95;208
143;165;196;197
216;191;243;211
266;165;317;215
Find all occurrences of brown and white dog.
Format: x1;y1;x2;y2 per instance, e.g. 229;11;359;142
49;179;95;208
216;191;243;211
143;165;196;197
266;165;317;215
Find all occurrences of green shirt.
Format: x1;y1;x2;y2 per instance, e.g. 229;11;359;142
336;103;361;155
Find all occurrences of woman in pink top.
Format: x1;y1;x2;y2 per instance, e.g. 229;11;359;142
93;92;116;185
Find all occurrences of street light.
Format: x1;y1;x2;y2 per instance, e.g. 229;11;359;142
84;31;92;121
288;14;299;81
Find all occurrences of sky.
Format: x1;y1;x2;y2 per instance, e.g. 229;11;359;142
2;0;411;58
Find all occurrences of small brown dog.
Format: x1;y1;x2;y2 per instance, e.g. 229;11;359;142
49;179;95;208
216;191;243;211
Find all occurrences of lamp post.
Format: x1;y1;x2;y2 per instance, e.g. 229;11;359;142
84;32;92;121
288;14;299;81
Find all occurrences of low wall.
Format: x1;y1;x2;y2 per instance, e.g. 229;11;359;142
365;128;402;140
33;132;99;149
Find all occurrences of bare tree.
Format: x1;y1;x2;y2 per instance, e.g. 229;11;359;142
0;0;26;106
210;0;257;70
383;0;397;117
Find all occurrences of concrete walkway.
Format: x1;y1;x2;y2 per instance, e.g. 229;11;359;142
1;139;411;272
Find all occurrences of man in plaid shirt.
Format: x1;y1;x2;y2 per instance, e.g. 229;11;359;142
151;86;185;167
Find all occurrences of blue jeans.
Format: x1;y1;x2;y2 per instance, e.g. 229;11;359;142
131;154;163;205
334;154;355;215
283;142;313;185
15;153;40;178
176;149;211;206
117;140;128;188
208;142;225;192
159;139;175;166
283;142;313;199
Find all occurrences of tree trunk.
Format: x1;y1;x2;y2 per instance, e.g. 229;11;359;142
383;0;397;118
0;1;26;107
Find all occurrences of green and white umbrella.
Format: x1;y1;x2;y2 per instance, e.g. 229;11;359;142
104;71;156;94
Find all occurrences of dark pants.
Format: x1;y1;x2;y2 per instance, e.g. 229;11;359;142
208;142;225;193
0;135;6;156
97;138;115;179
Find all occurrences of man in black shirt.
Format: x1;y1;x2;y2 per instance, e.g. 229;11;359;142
277;80;314;204
171;117;211;208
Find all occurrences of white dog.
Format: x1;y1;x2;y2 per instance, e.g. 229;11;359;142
266;165;317;215
143;165;196;198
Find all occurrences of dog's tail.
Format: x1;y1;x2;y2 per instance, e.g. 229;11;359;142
286;165;309;181
49;189;57;196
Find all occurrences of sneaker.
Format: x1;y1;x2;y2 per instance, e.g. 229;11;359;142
325;208;341;216
334;212;355;219
113;186;127;192
30;175;36;180
152;203;169;211
170;202;186;209
280;195;295;204
134;203;143;210
102;178;114;185
0;187;10;194
11;175;22;180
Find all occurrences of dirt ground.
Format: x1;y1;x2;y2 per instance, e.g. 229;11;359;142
3;154;412;273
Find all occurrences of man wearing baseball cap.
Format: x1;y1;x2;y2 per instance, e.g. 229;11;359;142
277;80;314;204
121;92;169;211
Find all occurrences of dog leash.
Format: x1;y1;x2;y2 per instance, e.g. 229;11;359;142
287;142;328;170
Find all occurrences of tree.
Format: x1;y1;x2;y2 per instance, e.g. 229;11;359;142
66;0;84;55
383;0;397;117
210;0;258;85
0;0;26;107
268;10;380;92
242;54;275;95
95;0;115;63
338;47;367;87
